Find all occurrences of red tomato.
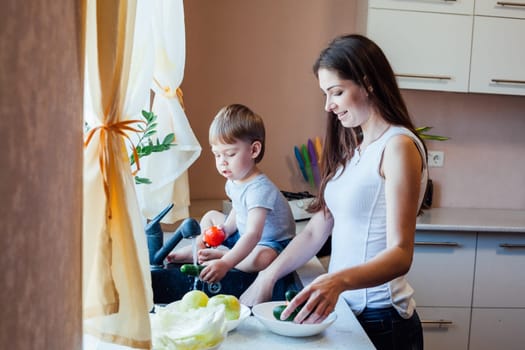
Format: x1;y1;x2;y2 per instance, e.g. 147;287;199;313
203;226;226;247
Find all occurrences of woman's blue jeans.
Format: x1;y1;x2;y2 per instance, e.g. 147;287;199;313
356;307;424;350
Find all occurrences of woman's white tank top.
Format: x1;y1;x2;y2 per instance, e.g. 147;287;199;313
325;126;428;318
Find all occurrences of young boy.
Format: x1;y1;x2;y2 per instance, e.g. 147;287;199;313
167;104;295;283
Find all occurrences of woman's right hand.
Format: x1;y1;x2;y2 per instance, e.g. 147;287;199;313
240;272;274;307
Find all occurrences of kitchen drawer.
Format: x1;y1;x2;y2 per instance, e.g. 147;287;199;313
370;0;475;14
473;233;525;307
408;231;476;307
469;308;525;350
417;307;470;350
475;0;525;19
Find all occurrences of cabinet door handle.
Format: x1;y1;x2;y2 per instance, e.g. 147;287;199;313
496;1;525;7
499;243;525;248
491;79;525;85
415;241;460;247
396;73;452;81
421;319;454;327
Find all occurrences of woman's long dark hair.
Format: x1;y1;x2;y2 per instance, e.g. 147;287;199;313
309;34;426;213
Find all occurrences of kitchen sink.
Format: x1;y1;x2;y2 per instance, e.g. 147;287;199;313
151;262;302;304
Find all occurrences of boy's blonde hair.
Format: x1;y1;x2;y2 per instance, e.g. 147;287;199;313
209;104;266;164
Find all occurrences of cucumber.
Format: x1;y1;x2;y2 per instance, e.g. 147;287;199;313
180;264;204;276
272;289;304;321
272;304;298;322
285;289;298;302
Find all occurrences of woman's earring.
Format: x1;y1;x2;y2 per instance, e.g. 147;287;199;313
363;75;374;94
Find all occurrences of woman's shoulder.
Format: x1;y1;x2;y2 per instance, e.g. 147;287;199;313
383;126;424;151
384;125;415;138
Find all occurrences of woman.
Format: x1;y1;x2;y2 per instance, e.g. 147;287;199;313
240;34;427;349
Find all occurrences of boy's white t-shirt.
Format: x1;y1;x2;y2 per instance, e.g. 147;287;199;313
324;126;428;318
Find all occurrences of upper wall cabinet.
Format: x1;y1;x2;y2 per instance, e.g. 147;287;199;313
470;16;525;95
366;8;473;92
357;0;525;96
470;1;525;95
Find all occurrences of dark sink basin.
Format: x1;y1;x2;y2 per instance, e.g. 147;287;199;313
151;263;302;304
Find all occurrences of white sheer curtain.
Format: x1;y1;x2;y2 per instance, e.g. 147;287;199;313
83;1;198;349
135;0;201;224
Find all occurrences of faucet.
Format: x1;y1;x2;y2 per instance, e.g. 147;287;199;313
145;203;201;270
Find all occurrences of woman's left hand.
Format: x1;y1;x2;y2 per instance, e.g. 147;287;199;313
281;272;342;324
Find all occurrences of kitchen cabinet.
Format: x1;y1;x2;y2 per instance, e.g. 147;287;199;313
365;8;473;92
469;16;525;95
408;231;476;349
469;233;525;350
409;231;476;307
357;0;525;96
409;228;525;350
417;307;471;350
472;233;525;307
469;309;525;350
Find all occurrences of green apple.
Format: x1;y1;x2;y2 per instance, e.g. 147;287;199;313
207;294;241;320
180;290;209;311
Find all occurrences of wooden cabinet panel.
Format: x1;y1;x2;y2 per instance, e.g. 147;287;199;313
470;308;525;350
469;16;525;96
417;307;470;350
366;9;473;92
473;233;525;307
408;231;476;307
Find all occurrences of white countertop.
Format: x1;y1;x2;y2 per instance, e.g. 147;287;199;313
416;207;525;233
187;200;525;233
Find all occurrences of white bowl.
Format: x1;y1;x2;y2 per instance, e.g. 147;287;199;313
225;304;251;332
252;301;337;337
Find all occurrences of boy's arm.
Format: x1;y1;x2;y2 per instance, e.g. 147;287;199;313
221;206;267;268
220;208;237;237
199;207;267;283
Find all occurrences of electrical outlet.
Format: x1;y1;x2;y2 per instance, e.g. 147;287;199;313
428;151;444;167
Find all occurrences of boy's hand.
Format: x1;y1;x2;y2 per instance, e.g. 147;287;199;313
198;248;226;263
199;259;230;283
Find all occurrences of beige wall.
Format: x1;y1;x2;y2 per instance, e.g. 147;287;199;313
405;90;525;209
0;1;83;349
184;0;524;210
